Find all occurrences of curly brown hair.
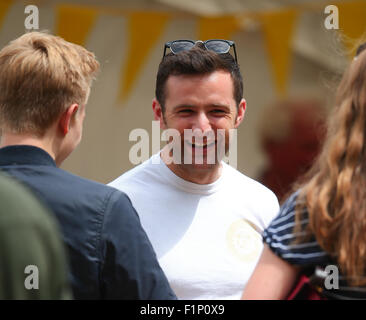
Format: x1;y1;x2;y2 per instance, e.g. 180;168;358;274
294;45;366;286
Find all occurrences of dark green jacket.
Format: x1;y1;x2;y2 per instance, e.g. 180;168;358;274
0;173;71;299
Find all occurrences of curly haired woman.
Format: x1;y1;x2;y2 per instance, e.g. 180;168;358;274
242;44;366;300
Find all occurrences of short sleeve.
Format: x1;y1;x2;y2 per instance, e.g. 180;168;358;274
262;191;329;267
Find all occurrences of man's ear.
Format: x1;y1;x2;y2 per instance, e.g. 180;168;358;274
59;104;79;136
235;99;246;128
152;98;165;129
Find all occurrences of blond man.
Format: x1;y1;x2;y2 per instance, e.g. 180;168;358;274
0;32;176;300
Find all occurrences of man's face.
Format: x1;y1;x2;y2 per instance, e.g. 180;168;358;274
154;70;245;175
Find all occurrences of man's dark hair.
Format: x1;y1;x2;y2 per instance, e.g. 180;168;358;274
155;43;243;113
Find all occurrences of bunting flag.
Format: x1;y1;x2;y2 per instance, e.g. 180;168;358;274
56;5;98;45
260;9;298;97
0;0;13;30
118;12;170;102
337;0;366;58
197;15;241;40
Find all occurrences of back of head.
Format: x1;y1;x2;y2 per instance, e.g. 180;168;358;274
0;31;99;136
294;42;366;286
155;43;243;112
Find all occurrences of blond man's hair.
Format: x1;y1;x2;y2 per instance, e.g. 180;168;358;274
0;31;99;136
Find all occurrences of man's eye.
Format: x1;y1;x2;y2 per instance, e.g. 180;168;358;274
178;109;193;114
211;109;225;114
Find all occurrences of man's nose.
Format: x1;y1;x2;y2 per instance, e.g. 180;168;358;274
192;112;211;132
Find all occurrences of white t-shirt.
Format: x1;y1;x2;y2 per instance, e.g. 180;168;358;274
109;153;279;299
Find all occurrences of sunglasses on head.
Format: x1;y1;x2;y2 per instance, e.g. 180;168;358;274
163;39;238;63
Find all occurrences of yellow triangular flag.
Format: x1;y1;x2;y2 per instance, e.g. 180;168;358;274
337;0;366;58
260;9;298;96
119;12;170;102
0;0;13;30
197;15;240;40
56;5;97;45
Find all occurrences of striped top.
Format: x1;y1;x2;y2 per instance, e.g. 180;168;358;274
263;191;366;300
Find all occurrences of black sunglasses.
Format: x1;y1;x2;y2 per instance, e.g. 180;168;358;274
163;39;238;63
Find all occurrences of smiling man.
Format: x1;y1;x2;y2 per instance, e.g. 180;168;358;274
110;40;280;299
156;69;241;183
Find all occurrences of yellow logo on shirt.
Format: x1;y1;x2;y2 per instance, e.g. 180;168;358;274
226;219;262;262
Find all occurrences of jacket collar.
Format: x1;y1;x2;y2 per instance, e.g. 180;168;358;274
0;145;57;167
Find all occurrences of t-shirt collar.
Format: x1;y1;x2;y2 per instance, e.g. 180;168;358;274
151;152;225;195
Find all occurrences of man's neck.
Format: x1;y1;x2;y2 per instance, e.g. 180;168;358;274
160;147;222;185
0;132;57;164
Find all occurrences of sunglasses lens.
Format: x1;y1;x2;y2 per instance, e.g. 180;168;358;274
205;40;230;54
170;41;195;54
